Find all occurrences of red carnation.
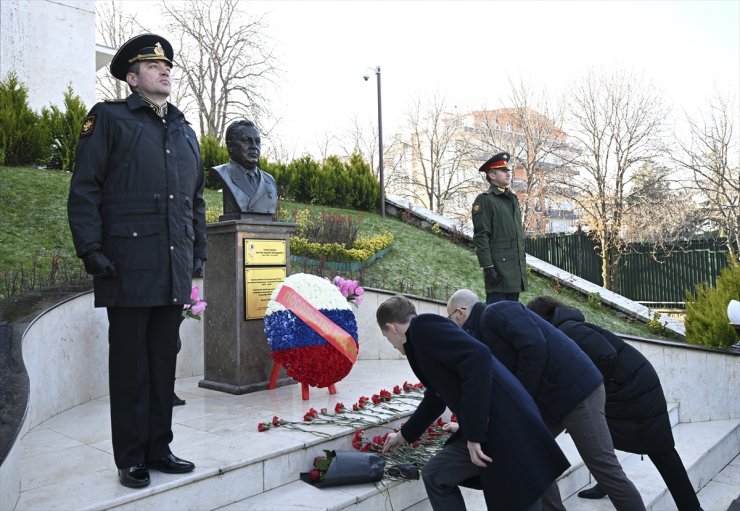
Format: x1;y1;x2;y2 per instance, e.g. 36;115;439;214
393;385;401;394
371;394;381;405
257;422;270;432
309;468;321;482
335;402;345;413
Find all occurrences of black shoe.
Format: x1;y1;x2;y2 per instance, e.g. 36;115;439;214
118;464;150;488
578;484;606;499
173;393;186;406
149;453;195;474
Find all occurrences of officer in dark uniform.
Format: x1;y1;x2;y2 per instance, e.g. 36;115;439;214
472;152;528;303
67;34;207;489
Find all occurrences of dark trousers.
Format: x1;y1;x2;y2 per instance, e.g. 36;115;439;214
107;305;182;468
649;448;702;511
486;291;520;304
542;385;645;511
423;436;542;511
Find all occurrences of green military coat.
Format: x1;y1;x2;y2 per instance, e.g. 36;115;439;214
472;186;528;294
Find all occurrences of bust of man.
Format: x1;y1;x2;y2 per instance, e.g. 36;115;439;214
212;120;277;219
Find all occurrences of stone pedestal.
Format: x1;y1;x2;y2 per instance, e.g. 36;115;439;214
199;219;296;394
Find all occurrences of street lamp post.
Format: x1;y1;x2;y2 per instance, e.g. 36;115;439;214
364;66;385;217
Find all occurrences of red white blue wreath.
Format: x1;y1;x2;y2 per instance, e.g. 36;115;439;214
264;273;359;388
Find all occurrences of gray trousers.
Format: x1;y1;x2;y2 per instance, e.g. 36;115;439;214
542;385;645;511
423;436;542;511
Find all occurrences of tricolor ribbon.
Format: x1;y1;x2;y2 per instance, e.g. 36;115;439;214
275;285;358;363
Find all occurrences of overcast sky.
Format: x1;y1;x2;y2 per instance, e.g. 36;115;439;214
134;0;740;157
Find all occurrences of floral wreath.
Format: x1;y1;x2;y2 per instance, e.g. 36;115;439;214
264;273;359;388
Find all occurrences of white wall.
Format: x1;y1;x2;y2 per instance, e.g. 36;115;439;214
0;0;96;111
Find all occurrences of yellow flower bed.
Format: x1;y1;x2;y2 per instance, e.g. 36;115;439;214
291;232;394;263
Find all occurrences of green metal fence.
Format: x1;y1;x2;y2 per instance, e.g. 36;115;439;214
525;232;730;305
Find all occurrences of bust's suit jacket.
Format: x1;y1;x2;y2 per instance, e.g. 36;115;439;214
212;161;277;215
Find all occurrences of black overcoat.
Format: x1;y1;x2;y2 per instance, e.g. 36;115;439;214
68;93;207;307
549;306;674;454
465;301;603;426
400;314;570;510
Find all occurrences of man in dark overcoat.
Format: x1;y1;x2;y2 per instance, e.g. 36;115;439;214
212;120;277;219
67;34;207;489
472;152;527;303
377;295;570;511
447;289;645;511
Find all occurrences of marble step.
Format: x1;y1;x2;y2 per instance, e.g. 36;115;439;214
225;410;738;511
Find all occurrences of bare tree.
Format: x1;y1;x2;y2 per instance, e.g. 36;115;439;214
95;1;147;100
339;116;378;173
564;70;667;291
391;94;477;215
161;0;277;140
473;78;574;232
671;94;740;257
622;160;702;247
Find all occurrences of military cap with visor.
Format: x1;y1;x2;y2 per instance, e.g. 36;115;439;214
478;152;512;173
110;33;174;81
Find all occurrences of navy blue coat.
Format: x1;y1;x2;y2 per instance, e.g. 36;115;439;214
549;306;674;454
400;314;570;510
68;93;207;308
464;301;603;426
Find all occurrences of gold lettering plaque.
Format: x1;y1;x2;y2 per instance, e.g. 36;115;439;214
244;239;286;266
245;267;286;319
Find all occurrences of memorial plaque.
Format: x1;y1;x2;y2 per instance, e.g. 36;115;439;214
245;266;286;319
244;239;286;266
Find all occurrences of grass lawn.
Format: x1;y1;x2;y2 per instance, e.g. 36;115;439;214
0;165;677;339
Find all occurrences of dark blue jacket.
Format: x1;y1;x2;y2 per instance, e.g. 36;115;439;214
401;314;569;510
68;93;207;308
550;306;673;454
464;301;603;426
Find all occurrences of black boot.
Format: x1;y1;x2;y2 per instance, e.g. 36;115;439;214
578;484;606;499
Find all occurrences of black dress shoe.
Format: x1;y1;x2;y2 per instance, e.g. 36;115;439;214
578;483;606;499
173;393;186;406
118;464;150;488
149;453;195;474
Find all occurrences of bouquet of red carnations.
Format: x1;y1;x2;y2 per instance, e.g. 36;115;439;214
300;449;385;488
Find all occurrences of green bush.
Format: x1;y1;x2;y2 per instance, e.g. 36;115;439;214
0;73;49;166
41;86;88;172
685;257;740;347
276;153;380;212
200;134;230;189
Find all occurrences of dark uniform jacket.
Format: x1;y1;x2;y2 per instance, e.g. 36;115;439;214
68;93;207;308
212;161;277;215
464;301;603;427
549;306;674;454
400;314;569;511
472;186;528;293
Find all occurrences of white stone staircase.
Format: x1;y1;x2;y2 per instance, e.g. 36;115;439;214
212;402;740;511
5;291;739;511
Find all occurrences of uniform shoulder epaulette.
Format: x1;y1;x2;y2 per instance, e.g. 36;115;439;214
104;98;127;103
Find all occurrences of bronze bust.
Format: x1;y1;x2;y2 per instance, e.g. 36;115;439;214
212;120;277;220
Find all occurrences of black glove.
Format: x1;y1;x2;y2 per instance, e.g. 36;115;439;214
192;257;204;278
483;265;501;287
83;251;117;278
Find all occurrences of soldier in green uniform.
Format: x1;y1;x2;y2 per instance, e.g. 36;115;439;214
472;152;527;303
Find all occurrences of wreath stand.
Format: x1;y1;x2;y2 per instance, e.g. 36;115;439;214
268;361;336;400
